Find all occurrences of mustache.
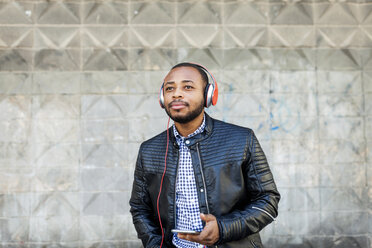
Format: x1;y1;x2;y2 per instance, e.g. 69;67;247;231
168;100;189;108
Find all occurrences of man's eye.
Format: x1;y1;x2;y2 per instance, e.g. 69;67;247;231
185;85;193;89
165;87;173;91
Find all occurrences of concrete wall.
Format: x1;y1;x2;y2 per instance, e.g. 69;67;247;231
0;0;371;247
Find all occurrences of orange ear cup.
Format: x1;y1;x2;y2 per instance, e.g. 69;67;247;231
212;80;218;106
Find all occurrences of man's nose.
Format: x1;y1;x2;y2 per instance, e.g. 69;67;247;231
172;87;183;98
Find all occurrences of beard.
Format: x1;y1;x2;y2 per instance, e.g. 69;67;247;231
165;100;204;124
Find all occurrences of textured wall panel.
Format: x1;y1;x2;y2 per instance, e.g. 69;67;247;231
0;0;371;247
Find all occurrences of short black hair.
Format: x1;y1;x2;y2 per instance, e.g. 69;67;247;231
171;62;209;87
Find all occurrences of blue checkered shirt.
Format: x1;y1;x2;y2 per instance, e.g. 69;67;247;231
172;116;206;248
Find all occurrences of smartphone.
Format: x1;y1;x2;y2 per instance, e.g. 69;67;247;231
171;229;200;234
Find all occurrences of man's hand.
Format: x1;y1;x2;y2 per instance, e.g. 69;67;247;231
177;213;219;246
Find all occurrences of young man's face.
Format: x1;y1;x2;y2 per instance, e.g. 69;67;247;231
163;66;205;124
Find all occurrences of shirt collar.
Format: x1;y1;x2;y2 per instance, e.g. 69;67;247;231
173;114;206;144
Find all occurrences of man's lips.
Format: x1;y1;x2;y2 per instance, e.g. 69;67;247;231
169;101;188;110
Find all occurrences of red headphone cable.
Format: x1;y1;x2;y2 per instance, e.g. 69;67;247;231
157;117;170;248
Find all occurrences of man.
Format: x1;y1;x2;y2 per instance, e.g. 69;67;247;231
130;62;280;248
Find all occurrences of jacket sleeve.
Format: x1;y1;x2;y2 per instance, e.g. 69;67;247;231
129;145;163;248
216;131;280;244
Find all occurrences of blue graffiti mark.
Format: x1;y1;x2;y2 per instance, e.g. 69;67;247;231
228;84;234;92
269;111;279;130
258;123;264;130
269;96;301;133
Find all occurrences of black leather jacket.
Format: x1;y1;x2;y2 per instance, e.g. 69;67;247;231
130;114;280;248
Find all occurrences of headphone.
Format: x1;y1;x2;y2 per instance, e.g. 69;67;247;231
159;63;218;109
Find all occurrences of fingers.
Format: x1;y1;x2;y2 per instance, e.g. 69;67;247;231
177;229;206;243
177;233;199;243
177;214;219;245
178;232;215;246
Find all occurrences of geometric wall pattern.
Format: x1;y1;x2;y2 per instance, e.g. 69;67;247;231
0;0;371;247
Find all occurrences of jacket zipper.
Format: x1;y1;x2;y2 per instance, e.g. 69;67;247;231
252;206;276;221
197;143;218;248
196;143;210;214
174;150;180;228
196;143;218;248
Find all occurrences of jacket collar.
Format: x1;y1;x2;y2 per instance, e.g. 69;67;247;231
169;113;214;148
